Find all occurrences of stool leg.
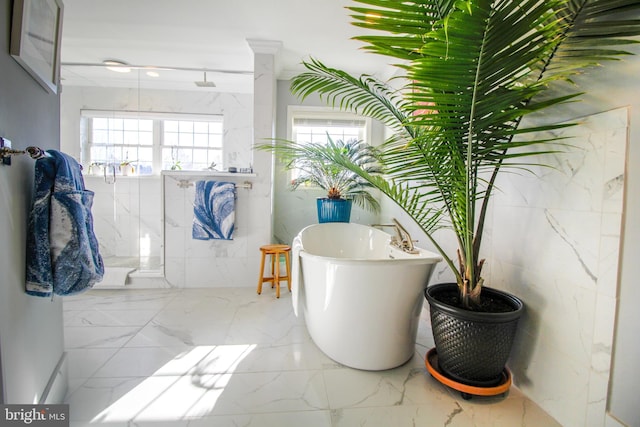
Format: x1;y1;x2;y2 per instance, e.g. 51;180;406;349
257;251;266;295
270;254;276;288
284;251;292;292
275;253;281;298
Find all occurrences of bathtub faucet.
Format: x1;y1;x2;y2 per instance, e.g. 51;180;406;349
371;218;420;254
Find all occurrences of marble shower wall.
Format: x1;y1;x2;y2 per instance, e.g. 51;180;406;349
85;176;162;264
60;86;254;271
162;172;267;288
487;108;627;427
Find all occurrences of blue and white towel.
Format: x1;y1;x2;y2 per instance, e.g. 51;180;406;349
26;150;104;297
192;180;235;240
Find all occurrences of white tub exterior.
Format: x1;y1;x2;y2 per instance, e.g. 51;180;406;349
292;222;441;370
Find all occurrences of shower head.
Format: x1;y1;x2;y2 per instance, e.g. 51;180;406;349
195;71;216;88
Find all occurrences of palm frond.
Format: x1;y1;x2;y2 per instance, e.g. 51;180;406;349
291;58;412;138
280;0;640;304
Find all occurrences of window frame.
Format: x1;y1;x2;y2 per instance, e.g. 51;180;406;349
286;106;372;186
81;110;224;175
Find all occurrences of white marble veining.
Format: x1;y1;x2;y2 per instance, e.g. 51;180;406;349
63;288;561;427
162;172;267;288
488;108;628;426
64;86;257;281
162;45;275;289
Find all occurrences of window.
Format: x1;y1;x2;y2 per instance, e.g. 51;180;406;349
287;107;370;180
162;119;223;172
82;111;223;175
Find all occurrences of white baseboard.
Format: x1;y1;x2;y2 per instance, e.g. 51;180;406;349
40;352;68;404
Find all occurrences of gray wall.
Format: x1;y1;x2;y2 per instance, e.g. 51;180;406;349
0;0;65;403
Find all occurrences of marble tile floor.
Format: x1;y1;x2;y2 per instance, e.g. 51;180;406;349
63;288;560;427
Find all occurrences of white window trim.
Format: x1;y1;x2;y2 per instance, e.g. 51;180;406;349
286;106;372;142
80;109;224;175
81;110;222;122
285;106;372;189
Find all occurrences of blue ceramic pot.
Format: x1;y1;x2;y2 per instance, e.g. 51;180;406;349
316;198;352;223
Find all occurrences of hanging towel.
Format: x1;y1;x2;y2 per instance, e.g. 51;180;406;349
26;150;104;297
192;180;235;240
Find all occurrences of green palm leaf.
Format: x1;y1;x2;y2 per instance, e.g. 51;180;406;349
279;0;640;307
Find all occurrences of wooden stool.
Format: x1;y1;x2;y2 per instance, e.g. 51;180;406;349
257;244;292;298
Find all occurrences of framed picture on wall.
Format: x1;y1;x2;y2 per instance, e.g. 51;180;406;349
10;0;64;94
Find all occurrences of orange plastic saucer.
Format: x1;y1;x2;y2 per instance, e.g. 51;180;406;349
425;348;511;399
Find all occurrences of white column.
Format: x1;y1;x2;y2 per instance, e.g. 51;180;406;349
247;39;281;249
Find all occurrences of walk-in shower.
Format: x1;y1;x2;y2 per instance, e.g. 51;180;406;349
60;65;249;286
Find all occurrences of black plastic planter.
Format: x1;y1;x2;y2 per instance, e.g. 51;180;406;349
425;283;524;387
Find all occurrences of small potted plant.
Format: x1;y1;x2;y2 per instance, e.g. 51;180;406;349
120;159;135;176
88;162;103;176
260;136;381;222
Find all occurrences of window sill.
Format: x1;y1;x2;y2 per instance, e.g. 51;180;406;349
161;170;257;178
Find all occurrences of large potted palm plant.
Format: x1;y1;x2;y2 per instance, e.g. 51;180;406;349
273;0;640;389
262;135;381;222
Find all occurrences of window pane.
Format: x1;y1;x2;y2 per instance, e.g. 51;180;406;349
123;131;139;145
164;132;178;146
139;131;153;145
209;122;223;134
109;118;123;130
209;134;222;148
178;133;193;147
90;146;106;162
177;149;192;166
93;130;109;144
138;147;153;163
164;121;178;132
192;149;208;167
121;148;135;163
123;119;138;131
92;118;108;129
194;133;208;147
194;122;209;133
139;120;153;132
109;130;124;145
162;148;176;169
209;150;223;168
179;121;193;133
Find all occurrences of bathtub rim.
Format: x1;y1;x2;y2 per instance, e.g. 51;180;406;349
296;222;442;265
298;248;442;265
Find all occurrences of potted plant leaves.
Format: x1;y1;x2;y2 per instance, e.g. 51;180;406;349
260;135;381;222
120;159;135;176
278;0;640;391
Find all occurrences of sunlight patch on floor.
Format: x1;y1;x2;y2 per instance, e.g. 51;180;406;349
90;344;256;423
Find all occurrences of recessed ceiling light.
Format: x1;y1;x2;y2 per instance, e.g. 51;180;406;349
103;60;131;73
146;71;160;77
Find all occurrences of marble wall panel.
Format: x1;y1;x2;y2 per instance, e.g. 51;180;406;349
162;172;266;288
488;108;627;426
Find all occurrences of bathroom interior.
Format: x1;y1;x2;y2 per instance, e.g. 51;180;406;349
1;1;640;426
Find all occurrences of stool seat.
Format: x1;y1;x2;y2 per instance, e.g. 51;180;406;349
257;244;292;298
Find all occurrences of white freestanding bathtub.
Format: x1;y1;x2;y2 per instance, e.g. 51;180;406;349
291;222;442;370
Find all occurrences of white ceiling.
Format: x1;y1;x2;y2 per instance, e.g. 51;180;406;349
60;0;396;93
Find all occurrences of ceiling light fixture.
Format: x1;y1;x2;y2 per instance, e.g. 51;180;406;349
146;70;160;77
103;60;131;73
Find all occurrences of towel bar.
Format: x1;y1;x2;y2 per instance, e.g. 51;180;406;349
0;139;48;166
176;179;253;190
